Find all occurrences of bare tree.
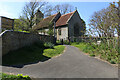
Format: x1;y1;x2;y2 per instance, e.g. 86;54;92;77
41;5;54;17
88;5;118;38
110;1;120;53
53;4;74;15
41;4;74;17
88;3;119;55
21;0;47;31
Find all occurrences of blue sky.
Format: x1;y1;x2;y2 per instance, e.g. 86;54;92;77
0;2;111;30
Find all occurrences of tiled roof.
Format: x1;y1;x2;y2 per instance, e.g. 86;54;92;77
56;11;75;27
33;11;76;30
32;13;57;30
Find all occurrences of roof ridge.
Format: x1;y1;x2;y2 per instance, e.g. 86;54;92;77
56;10;76;27
61;10;76;16
51;12;61;22
43;13;58;20
66;10;76;23
43;11;75;20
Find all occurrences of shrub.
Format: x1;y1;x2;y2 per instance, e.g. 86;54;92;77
89;53;95;57
44;42;54;49
110;60;116;64
56;40;61;44
63;40;70;45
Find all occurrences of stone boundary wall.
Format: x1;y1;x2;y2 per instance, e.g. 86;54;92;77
0;30;54;56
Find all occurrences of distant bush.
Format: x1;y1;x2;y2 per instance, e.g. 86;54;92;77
56;40;61;44
44;42;54;49
63;40;70;45
14;29;30;33
89;53;95;57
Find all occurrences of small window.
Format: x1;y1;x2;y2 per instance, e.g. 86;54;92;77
58;28;61;35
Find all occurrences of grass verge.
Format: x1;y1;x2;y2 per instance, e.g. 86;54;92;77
43;45;65;58
1;73;31;80
71;42;118;64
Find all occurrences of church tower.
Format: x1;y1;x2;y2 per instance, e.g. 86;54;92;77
35;9;44;25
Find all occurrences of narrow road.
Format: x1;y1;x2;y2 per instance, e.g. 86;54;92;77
2;45;118;78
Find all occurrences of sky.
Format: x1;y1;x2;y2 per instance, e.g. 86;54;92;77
0;2;112;30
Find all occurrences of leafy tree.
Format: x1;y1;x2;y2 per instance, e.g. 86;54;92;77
47;22;54;36
14;19;22;31
14;18;28;31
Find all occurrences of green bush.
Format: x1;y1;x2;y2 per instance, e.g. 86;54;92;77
44;42;54;49
63;40;70;45
110;59;116;64
15;29;30;33
56;40;61;44
90;53;95;57
56;40;70;45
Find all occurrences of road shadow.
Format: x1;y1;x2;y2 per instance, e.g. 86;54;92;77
2;42;51;68
2;55;50;68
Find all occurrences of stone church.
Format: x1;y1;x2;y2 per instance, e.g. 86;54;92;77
33;10;85;41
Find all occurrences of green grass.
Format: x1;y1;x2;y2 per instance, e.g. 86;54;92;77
71;42;118;64
1;73;31;80
43;45;65;57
